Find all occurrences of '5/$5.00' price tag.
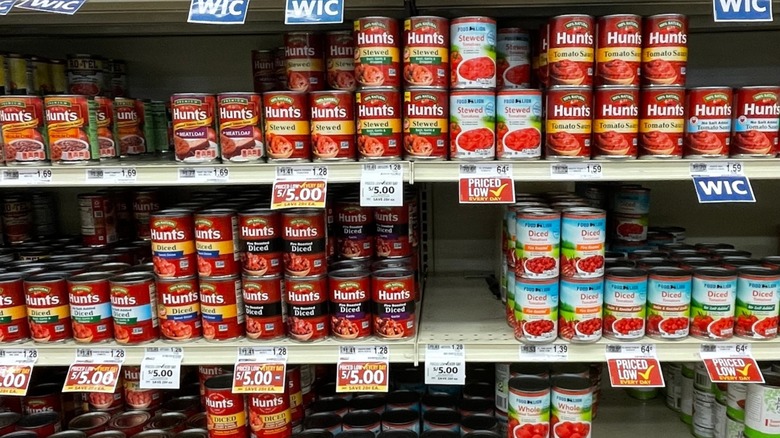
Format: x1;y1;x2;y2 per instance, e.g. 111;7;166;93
272;165;328;209
337;346;390;392
232;347;288;394
140;347;184;389
0;349;38;396
63;348;126;393
425;344;466;385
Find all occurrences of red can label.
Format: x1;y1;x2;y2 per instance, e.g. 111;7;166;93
263;92;310;161
326;31;357;91
239;210;282;276
157;277;202;341
356;89;402;159
310;91;356;160
151;211;197;278
24;275;72;342
403;16;449;88
372;271;416;339
286;276;329;342
242;275;285;341
79;194;118;247
249;393;291;438
88;387;123;411
123;366;162;410
45;95;99;163
200;276;244;341
133;189;158;241
113;97;146;156
545;87;593;158
595;14;642;87
0;275;30;342
110;274;159;344
217;93;264;163
450;17;497;89
639;87;685;157
95;96;117;159
335;202;374;259
354;17;401;88
593;87;639;158
329;272;372;339
497;28;531;88
199;365;232;403
286;366;303;424
403;88;448;159
252;50;277;93
375;205;412;258
684;87;732;157
68;276;114;343
285;32;325;92
195;210;240;277
731;87;780;156
0;96;47;164
536;23;550;87
547;15;595;86
642;14;688;87
171;93;218;163
282;211;328;277
205;387;247;438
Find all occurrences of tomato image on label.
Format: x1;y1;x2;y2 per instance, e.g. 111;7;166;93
354;17;401;88
730;87;780;157
450;17;497;89
285;276;329;342
497;90;543;160
684;87;732;157
403;89;449;159
690;269;737;341
514;277;558;344
356;89;402;160
450;90;496;159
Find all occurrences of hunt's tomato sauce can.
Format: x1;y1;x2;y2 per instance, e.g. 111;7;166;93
195;209;240;277
684;87;732;158
45;95;100;164
242;274;285;341
150;209;197;279
109;272;159;344
449;89;496;159
157;276;202;341
170;93;218;164
326;30;357;91
249;392;291;438
356;88;402;160
0;273;30;343
335;201;374;260
547;14;595;87
375;204;413;258
496;89;543;160
354;17;401;88
330;269;372;340
642;14;688;87
0;95;48;165
263;91;311;161
204;374;247;438
595;14;642;87
217;92;264;163
730;86;780;157
545;86;593;159
497;28;531;89
592;87;639;159
403;16;449;88
309;90;356;160
67;272;114;344
638;87;685;158
450;16;497;89
24;272;71;343
285;275;329;342
282;209;328;277
239;208;282;276
284;32;325;93
372;268;415;339
200;275;244;341
403;88;448;160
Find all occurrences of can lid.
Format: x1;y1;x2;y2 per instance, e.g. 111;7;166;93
109;271;155;284
343;410;381;427
293;431;334;438
376;431;417;438
508;376;550;393
172;430;208;438
24;271;69;282
420;431;460;438
203;373;234;391
17;411;61;428
460;414;498;429
551;375;592;391
304;412;342;429
692;267;737;277
381;408;419;424
423;408;461;424
739;266;780;277
385;389;420;405
462;432;502;438
649;266;691;278
50;431;88;438
329;269;370;281
606;267;648;278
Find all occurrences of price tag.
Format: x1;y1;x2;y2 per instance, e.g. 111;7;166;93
550;162;603;179
700;343;763;383
2;168;52;185
63;348;125;393
177;167;230;183
271;165;328;209
0;349;38;396
360;163;403;207
425;344;466;385
337;345;390;392
605;344;664;387
232;346;288;394
519;344;569;362
690;161;744;176
140;347;184;389
458;163;515;203
85;167;138;184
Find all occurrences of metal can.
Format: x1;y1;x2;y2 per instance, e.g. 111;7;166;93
547;15;595;87
382;410;420;433
356;88;402;160
559;277;603;343
550;376;592;438
199;275;244;341
108;59;127;97
67;411;110;435
78;193;118;248
642;14;688;87
639;86;685;158
248;392;291;438
66;54;103;96
274;47;287;88
109;272;159;344
514;277;558;344
496;89;542;160
646;267;692;340
217;92;264;163
515;208;560;279
241;274;285;340
123;367;162;411
27;57;50;96
730;86;780;157
449;89;495;159
285;275;329;342
67;272;114;343
2;196;32;244
195;209;240;277
7;54;30;95
150;209;197;278
372;268;415;339
422;409;460;432
326;30;356;91
252;50;277;93
49;59;67;94
450;16;497;89
0;95;48;165
113;97;147;156
309;90;356;160
496;28;531;89
239;208;282;276
603;268;647;341
286;366;304;425
204;374;246;438
592;87;639;159
16;411;62;437
282;209;328;277
343;411;381;434
560;208;606;279
403;88;448;160
690;267;737;341
170;93;218;163
507;377;550;438
0;273;30;343
684;87;733;158
335;201;374;260
94;96;117;159
735;267;780;340
329;269;372;340
595;14;642;87
108;410;153;437
545;86;592;159
263;91;311;161
375;204;413;258
403;16;449;88
44;95;100;163
24;272;71;343
284;32;325;93
23;382;61;415
354;17;401;88
157;276;202;341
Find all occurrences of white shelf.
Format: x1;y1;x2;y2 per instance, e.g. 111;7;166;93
595;386;691;437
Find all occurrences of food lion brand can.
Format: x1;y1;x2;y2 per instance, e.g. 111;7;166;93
642;14;688;87
170;93;219;164
449;89;496;160
735;267;780;340
109;272;159;344
547;14;595;87
496;28;531;89
326;30;357;91
284;32;325;93
403;16;449;88
285;275;329;342
195;209;240;277
0;273;30;343
638;87;685;158
507;377;551;438
309;90;356;160
24;272;72;343
372;268;416;339
646;267;692;340
550;376;592;438
690;267;737;341
684;87;732;158
242;274;285;340
150;209;198;279
496;89;542;160
403;88;449;160
217;93;264;163
354;17;401;88
356;88;402;160
730;86;780;157
44;95;100;164
545;86;593;159
157;276;202;341
199;275;244;341
67;272;114;343
592;87;639;159
263;91;311;161
595;14;642;87
329;269;372;340
0;95;48;165
204;375;247;438
282;209;328;277
248;393;291;438
450;16;497;89
239;209;283;276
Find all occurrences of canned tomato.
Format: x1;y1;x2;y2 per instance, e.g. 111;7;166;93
2;196;32;244
326;30;356;91
78;193;118;248
66;54;102;96
113;97;147;156
684;87;733;158
284;32;325;93
67;272;113;343
157;276;202;341
536;25;549;87
545;86;592;159
547;15;595;87
150;209;197;278
241;274;285;340
449;89;495;159
170;93;218;163
94;96;117;159
329;269;372;340
735;267;780;340
639;87;685;158
506;270;517;327
354;17;401;88
595;14;641;87
559;277;603;343
263;91;310;161
16;411;61;437
335;201;374;259
24;382;61;415
252;50;277;93
375;204;412;258
88;385;123;411
550;376;592;438
730;86;780;157
372;268;415;339
560;208;606;279
403;88;448;160
450;17;497;89
133;189;159;242
29;57;52;96
274;47;287;87
356;88;402;160
7;54;30;95
199;275;244;341
44;95;100;163
515;208;560;279
286;366;303;425
514;277;558;344
249;393;291;438
285;275;329;342
198;366;232;406
612;186;650;215
0;273;30;343
592;87;639;159
690;268;737;340
646;267;692;340
195;209;240;277
310;91;355;160
603;268;647;340
204;375;246;438
403;16;449;88
0;95;48;165
282;209;327;277
611;214;647;242
642;14;688;87
123;367;162;410
496;89;542;160
507;377;549;438
68;412;110;435
496;28;530;89
24;272;71;343
217;93;264;163
110;272;159;344
239;208;282;276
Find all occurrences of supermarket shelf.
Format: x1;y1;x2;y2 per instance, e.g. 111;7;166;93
417;274;780;363
595;386;690;437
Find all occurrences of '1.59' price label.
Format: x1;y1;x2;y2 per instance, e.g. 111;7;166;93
337;345;389;393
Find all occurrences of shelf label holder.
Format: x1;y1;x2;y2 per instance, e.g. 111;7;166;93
232;346;288;393
605;344;664;387
140;347;184;389
361;163;404;207
0;349;38;396
63;348;126;393
424;344;466;385
458;163;515;204
700;343;764;383
272;165;328;209
337;345;389;392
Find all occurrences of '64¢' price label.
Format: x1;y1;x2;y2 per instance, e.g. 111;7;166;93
0;349;38;396
62;348;126;393
337;345;389;393
272;165;328;209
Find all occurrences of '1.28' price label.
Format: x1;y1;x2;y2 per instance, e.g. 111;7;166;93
337;345;389;393
271;165;328;209
63;348;126;393
0;349;38;396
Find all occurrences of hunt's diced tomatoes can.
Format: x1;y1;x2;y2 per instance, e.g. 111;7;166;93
450;16;497;89
0;273;30;343
545;86;593;159
684;87;732;158
496;89;543;160
157;276;202;341
195;209;240;277
199;365;233;406
284;32;325;93
150;209;197;279
217;92;264;163
199;275;244;341
329;269;372;340
731;86;780;157
595;14;642;87
592;87;639;159
171;93;218;164
449;89;496;160
372;268;416;339
44;95;100;164
403;16;449;88
282;209;328;277
0;95;48;165
132;189;159;241
642;14;688;87
356;88;402;160
354;17;401;88
23;272;72;343
496;28;531;89
204;374;247;438
249;392;292;438
335;201;374;260
239;208;282;276
263;91;311;161
242;274;285;341
309;90;356;161
326;30;357;91
286;275;329;342
375;204;412;259
67;272;114;343
638;86;685;158
547;14;595;87
403;88;448;160
109;272;159;345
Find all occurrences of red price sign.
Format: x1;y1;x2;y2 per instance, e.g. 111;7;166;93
607;358;664;387
232;362;286;393
337;361;389;392
702;357;763;383
0;365;33;396
271;181;327;209
63;363;121;393
458;164;515;204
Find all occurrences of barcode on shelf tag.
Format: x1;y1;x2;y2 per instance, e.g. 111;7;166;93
236;346;288;363
689;161;744;176
75;348;126;364
2;168;52;184
177;167;229;183
605;344;657;359
85;167;138;184
275;165;328;180
361;163;403;207
699;343;751;358
425;344;466;385
519;344;569;361
550;162;603;179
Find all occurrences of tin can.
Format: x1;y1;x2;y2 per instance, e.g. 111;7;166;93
108;411;153;437
638;86;685;158
249;392;291;438
559;277;603;343
545;86;592;159
507;377;550;438
109;272;159;344
592;87;639;159
744;374;780;438
274;47;287;88
284;32;325;93
195;209;240;277
642;14;688;87
24;272;71;343
0;95;48;165
612;186;650;215
603;268;647;340
356;88;402;160
422;409;460;432
16;411;61;437
108;59;127;97
68;411;110;435
282;209;328;277
239;209;282;276
450;17;497;89
285;275;329;342
49;59;67;94
335;201;374;259
66;55;103;96
735;267;780;340
496;89;542;161
375;204;413;258
133;191;158;240
343;411;381;434
496;28;531;89
354;17;401;88
595;14;641;87
690;268;737;340
157;276;202;341
560;208;606;279
204;375;246;438
113;97;147;156
217;93;264;163
403;88;448;160
309;91;356;160
403;16;449;88
87;385;123;412
326;31;356;91
24;383;61;415
547;15;595;87
515;208;560;279
7;54;30;95
150;209;197;278
646;267;692;340
199;275;244;341
78;194;118;248
145;413;187;433
550;376;592;438
684;87;732;158
2;196;33;244
252;50;277;93
198;366;232;408
44;95;100;163
263;91;311;161
287;366;304;425
304;413;342;434
242;274;285;340
372;268;415;339
0;53;7;95
123;367;162;411
730;86;780;157
382;410;419;433
0;273;30;343
170;93;218;163
93;96;117;159
514;277;558;344
329;269;372;340
67;272;114;343
449;89;496;159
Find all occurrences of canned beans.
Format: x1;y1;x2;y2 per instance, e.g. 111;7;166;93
0;95;48;165
171;93;218;164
